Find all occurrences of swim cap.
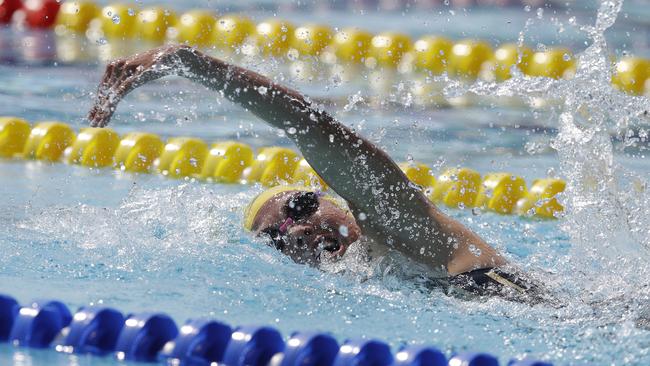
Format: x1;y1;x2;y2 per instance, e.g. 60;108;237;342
243;186;346;231
243;185;308;231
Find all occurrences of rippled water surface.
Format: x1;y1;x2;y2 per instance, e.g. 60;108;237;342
2;0;650;365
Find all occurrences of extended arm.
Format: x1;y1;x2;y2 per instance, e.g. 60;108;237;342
88;45;505;275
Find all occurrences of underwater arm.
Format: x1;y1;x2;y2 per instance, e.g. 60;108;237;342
88;45;504;275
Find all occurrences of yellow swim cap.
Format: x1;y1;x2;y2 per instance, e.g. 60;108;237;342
243;186;346;231
243;185;309;231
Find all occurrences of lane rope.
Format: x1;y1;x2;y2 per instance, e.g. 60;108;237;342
0;292;560;366
0;117;565;219
0;1;648;97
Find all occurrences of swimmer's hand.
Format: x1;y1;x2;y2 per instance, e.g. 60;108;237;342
88;44;194;127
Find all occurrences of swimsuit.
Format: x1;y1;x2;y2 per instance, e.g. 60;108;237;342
365;245;555;305
446;267;552;305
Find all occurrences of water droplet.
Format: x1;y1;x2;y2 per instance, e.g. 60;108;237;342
338;225;348;237
547;167;556;177
287;127;297;135
468;244;482;257
344;92;364;112
257;86;267;95
112;15;121;24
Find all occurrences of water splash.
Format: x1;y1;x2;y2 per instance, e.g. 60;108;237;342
392;2;650;345
14;184;253;277
450;0;650;282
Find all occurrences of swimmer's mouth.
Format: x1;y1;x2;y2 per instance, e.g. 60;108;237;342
323;241;342;253
316;235;346;260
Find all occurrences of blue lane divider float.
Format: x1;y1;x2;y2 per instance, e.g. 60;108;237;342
0;293;569;365
449;353;499;366
115;312;179;362
161;318;232;365
334;338;393;366
394;346;446;366
223;325;285;366
9;299;72;348
0;295;19;342
56;306;124;355
281;332;339;366
508;361;554;366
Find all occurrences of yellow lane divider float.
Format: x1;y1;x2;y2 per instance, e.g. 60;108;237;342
45;2;650;96
0;117;565;219
114;132;164;173
202;141;254;183
67;128;119;167
157;137;208;178
22;121;76;162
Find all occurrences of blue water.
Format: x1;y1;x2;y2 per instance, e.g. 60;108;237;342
2;0;650;365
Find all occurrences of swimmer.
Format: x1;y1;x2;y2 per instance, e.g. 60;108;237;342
88;44;545;302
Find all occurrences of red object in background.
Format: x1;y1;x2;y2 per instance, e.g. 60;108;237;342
23;0;60;28
0;0;22;23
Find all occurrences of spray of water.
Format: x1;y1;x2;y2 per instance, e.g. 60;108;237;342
443;0;650;288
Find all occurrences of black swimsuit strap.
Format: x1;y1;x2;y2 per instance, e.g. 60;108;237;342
447;267;546;303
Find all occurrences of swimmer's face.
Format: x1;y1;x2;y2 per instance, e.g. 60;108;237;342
280;199;361;264
253;192;361;265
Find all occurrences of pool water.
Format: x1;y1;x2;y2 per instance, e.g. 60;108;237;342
2;0;650;365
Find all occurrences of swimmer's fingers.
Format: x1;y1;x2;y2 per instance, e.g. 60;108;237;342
87;90;108;127
86;106;99;127
87;100;113;127
88;81;123;127
88;104;111;128
88;88;119;128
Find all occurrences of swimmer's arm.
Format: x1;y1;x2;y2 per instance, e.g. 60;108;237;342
88;45;504;274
